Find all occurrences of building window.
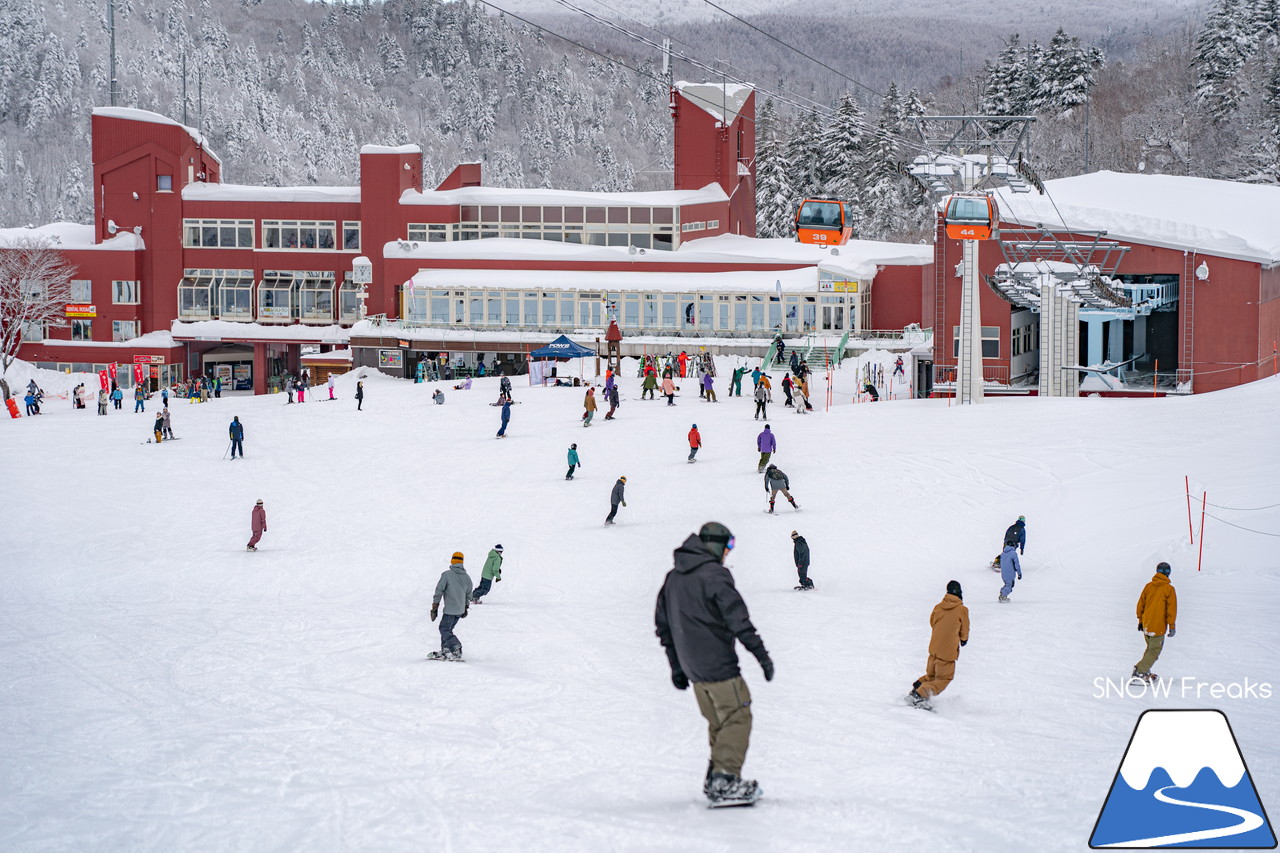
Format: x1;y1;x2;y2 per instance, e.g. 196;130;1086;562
339;278;362;322
22;320;46;341
183;219;254;248
68;279;92;302
259;271;306;320
707;220;720;230
262;220;337;251
71;319;93;341
299;271;337;322
112;320;138;341
112;280;139;304
952;326;1002;359
343;222;361;251
157;175;173;192
179;269;216;319
217;270;255;320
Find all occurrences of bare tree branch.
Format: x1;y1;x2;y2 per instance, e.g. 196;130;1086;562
0;237;75;400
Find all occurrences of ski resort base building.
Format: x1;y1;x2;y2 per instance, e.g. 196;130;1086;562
929;172;1280;395
9;89;930;395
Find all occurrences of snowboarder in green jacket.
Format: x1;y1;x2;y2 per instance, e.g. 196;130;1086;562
641;373;658;400
471;545;504;603
731;366;747;397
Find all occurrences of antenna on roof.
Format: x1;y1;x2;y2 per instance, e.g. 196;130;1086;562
107;0;119;107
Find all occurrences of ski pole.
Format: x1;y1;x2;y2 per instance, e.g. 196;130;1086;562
223;441;231;460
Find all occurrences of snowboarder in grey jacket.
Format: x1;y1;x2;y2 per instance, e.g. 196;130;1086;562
792;530;813;589
605;476;627;525
431;552;474;659
655;522;773;806
997;537;1022;602
764;465;798;513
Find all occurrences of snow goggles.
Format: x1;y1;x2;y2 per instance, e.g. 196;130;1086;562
725;536;736;552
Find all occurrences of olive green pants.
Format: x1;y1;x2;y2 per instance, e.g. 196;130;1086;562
693;676;753;777
1135;633;1165;675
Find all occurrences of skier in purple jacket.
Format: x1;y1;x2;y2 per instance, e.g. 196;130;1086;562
756;425;776;473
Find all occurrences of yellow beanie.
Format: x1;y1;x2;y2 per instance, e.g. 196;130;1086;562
451;552;464;564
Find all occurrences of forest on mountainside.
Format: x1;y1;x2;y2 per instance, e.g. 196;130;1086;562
0;0;1274;243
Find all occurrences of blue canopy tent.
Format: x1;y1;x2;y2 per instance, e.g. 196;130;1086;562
529;335;596;384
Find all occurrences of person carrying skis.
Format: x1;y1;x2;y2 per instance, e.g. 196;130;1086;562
756;425;776;473
997;532;1022;603
764;464;798;513
753;382;768;420
662;375;677;406
229;416;245;459
792;530;813;590
908;580;970;709
641;371;657;400
731;365;746;397
471;545;504;604
583;387;598;426
152;411;165;443
246;499;267;551
655;522;773;806
497;399;512;437
161;408;173;440
1132;562;1177;684
355;380;364;410
781;375;794;408
605;476;627;525
566;443;581;480
605;384;620;420
430;552;474;660
702;371;716;402
688;423;702;462
134;385;146;413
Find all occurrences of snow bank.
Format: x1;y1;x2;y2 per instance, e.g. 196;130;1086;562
171;320;349;343
1;358;99;399
995;171;1280;265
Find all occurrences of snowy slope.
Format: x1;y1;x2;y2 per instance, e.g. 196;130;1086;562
1;362;1277;852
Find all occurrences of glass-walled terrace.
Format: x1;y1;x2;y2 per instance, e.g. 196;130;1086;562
399;286;862;336
178;268;364;325
407;205;681;250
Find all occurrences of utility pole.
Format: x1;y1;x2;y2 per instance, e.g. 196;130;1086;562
661;38;670;78
1083;95;1091;173
107;0;118;106
181;49;188;126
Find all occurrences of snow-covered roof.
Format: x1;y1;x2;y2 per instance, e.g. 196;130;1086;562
183;183;361;204
994;171;1280;266
0;222;142;251
170;320;350;344
383;233;930;280
300;349;352;362
404;266;819;294
398;183;729;208
674;81;753;125
359;144;422;155
92;106;222;165
36;330;178;349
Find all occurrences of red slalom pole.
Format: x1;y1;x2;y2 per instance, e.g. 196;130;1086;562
1197;491;1207;572
1185;476;1194;545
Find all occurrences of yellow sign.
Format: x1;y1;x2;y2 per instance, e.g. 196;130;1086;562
818;281;859;293
65;304;96;317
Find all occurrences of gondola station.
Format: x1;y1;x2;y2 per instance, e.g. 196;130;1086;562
5;83;1278;397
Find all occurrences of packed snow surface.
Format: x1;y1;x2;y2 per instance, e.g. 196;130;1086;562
2;361;1276;852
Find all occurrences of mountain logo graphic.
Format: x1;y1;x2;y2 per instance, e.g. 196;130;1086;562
1090;709;1276;848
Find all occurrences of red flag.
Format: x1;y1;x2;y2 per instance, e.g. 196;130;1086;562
107;363;118;382
98;370;109;391
133;363;144;384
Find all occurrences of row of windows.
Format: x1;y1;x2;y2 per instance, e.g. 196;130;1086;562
402;288;860;334
952;325;1002;359
1011;324;1038;357
177;268;361;323
29;319;138;342
457;205;677;225
182;220;361;251
680;220;720;233
66;279;139;304
406;222;678;251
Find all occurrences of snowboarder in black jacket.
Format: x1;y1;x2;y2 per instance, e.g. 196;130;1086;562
655;522;773;806
605;476;626;524
792;530;813;589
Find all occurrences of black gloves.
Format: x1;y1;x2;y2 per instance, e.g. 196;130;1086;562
461;606;469;619
1138;620;1144;632
671;670;689;691
760;655;775;682
960;639;967;647
430;604;438;622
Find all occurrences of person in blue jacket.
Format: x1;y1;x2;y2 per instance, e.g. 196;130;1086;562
497;399;511;437
998;533;1023;603
566;443;581;480
229;416;245;459
992;515;1027;567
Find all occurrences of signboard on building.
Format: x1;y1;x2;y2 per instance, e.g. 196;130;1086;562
65;304;96;317
818;281;859;293
259;307;291;319
378;349;404;369
133;355;165;364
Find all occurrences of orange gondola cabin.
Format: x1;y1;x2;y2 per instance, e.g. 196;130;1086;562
795;199;853;246
943;194;998;241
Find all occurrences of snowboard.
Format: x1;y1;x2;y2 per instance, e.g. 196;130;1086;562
426;651;465;662
143;437;180;444
905;694;936;713
488;401;522;406
707;795;760;810
793;585;814;592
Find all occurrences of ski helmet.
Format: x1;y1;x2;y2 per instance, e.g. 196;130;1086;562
699;522;735;560
1156;562;1172;576
946;580;963;600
